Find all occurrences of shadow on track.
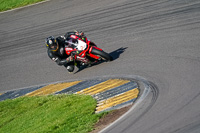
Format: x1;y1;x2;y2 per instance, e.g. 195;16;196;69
109;47;128;60
74;47;128;74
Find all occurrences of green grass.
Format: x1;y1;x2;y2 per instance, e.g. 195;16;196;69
0;94;107;133
0;0;45;12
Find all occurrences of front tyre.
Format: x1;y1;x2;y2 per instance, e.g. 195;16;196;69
91;48;113;61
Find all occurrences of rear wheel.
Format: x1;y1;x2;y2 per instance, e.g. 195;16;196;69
91;48;113;61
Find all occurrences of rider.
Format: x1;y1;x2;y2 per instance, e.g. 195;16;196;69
45;31;91;72
45;36;75;72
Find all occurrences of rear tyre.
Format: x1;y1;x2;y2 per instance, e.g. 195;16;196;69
91;48;113;61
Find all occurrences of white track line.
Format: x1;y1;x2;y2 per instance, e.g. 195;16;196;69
0;0;50;14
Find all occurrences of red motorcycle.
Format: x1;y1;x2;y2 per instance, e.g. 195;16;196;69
65;35;113;68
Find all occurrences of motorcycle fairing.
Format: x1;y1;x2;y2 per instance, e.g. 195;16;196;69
76;39;87;51
65;35;104;60
70;35;79;39
88;46;103;59
65;47;76;56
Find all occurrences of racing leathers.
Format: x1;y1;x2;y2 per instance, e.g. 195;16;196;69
47;36;73;67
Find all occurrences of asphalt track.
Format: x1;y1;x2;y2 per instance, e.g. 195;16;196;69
0;0;200;133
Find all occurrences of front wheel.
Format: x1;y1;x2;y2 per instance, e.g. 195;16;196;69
91;48;113;61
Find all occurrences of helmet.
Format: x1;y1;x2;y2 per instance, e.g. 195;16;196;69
45;36;59;51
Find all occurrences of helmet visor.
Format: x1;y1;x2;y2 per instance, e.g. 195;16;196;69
50;43;59;51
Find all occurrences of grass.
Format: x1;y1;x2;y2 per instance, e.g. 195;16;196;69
0;0;45;12
0;94;107;133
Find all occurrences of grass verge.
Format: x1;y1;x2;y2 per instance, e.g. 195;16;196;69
0;0;45;12
0;94;107;133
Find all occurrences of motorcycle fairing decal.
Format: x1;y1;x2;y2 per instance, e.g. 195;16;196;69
76;40;87;50
65;47;73;51
70;35;79;39
90;46;102;52
87;47;101;59
65;47;75;55
77;42;90;57
80;52;86;57
88;53;100;59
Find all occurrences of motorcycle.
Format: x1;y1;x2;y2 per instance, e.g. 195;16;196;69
65;35;113;69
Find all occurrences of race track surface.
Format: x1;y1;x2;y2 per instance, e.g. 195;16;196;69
0;0;200;133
